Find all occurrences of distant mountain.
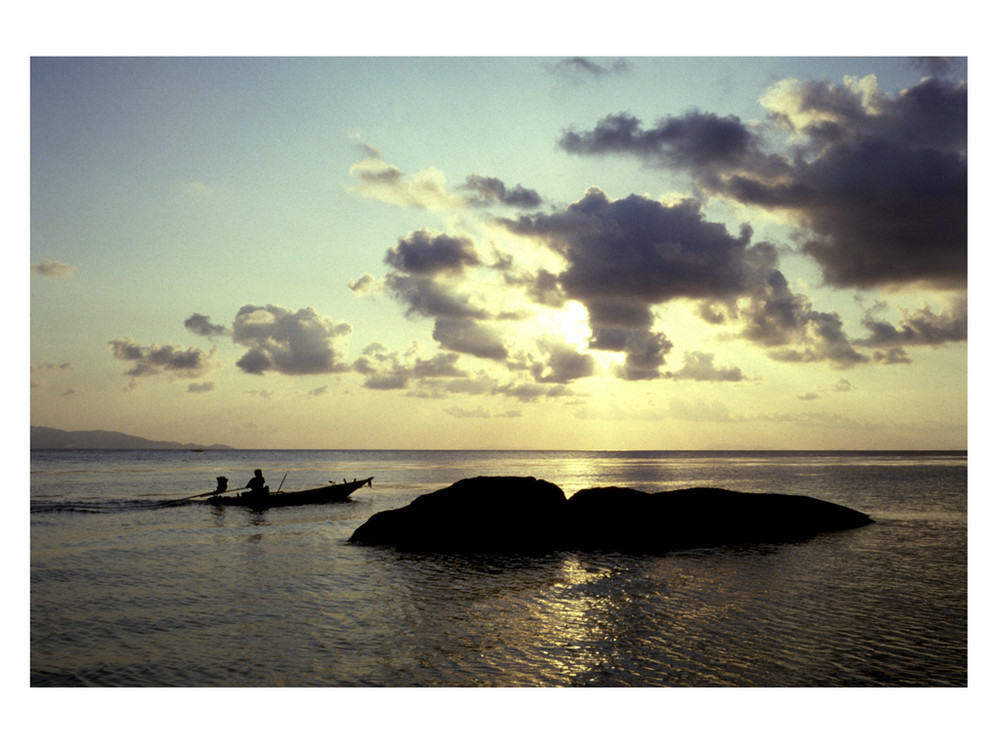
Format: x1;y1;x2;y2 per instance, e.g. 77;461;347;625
30;426;235;451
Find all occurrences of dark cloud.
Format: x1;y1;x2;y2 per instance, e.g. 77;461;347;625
109;337;217;380
753;76;967;289
500;189;762;378
872;346;912;365
910;57;966;79
384;274;491;321
528;336;598;384
739;270;867;367
231;304;352;376
461;174;543;209
384;230;481;276
377;230;527;367
184;313;230;338
560;111;757;172
856;295;967;348
671;351;746;382
503;190;754;306
432;318;509;360
560;76;967;291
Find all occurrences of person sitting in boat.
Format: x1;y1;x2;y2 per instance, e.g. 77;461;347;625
214;476;229;494
245;469;268;496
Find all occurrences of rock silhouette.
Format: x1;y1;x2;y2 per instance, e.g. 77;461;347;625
349;476;873;553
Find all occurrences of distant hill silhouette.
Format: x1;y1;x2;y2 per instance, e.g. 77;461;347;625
30;426;235;451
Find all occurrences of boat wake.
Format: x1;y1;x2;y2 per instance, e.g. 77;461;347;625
30;497;204;514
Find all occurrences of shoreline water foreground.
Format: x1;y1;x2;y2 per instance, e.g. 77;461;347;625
31;449;965;687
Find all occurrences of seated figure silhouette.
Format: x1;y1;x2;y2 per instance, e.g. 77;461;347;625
245;469;268;497
214;476;229;494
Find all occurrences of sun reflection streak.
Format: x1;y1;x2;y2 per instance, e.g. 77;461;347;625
511;556;620;684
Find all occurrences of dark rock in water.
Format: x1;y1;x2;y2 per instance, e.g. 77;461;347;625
566;486;873;553
348;476;569;552
348;476;873;554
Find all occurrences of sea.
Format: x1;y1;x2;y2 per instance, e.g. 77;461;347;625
29;449;967;689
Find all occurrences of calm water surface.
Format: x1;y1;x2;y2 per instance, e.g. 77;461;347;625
30;450;967;686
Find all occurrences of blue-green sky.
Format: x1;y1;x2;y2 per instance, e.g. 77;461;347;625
30;56;968;449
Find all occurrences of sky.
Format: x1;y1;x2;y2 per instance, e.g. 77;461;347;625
29;55;969;450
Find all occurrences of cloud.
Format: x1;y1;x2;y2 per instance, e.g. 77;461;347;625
739;270;867;367
526;335;598;384
385;230;481;277
671;351;746;382
856;295;967;347
32;361;72;372
348;273;379;293
349;145;462;210
832;378;853;392
352;343;469;391
188;382;216;393
231;304;352;375
184;313;230;338
109;337;218;381
909;57;966;79
559;75;967;291
872;346;912;365
560;110;758;173
445;405;492;419
31;260;77;278
853;295;966;365
550;57;631;81
461;174;543;209
503;189;756;307
432;318;509;360
500;188;763;377
384;274;491;321
30;361;72;389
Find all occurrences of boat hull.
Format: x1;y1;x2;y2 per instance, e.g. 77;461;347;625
209;477;373;509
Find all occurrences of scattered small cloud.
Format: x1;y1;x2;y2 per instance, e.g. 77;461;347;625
348;273;380;294
671;351;746;382
461;174;543;209
549;57;631;82
188;382;216;393
831;378;853;392
856;295;967;348
31;260;77;278
184;313;230;338
445;405;492;419
349;145;462;210
109;337;218;384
